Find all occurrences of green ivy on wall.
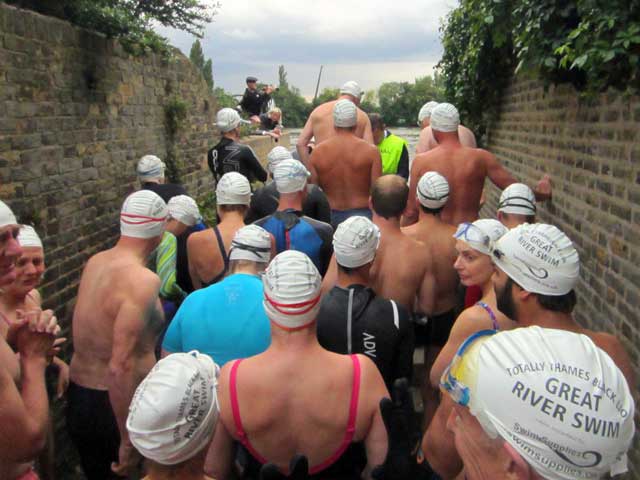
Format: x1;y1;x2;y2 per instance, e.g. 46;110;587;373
439;0;640;143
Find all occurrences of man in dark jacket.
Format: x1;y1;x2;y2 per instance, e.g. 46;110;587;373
239;76;274;118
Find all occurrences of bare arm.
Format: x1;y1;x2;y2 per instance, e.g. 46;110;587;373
107;276;161;474
485;151;517;190
401;160;421;226
361;356;390;479
415;127;431;154
320;254;338;296
308;149;319;185
362;116;374;144
205;418;236;480
370;149;382;187
296;115;315;167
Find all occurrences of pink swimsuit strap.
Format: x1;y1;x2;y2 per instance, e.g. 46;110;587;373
229;354;362;474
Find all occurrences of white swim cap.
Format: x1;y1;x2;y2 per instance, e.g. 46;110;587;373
340;80;363;99
417;172;450;209
441;326;634;480
333;216;380;268
0;201;18;228
229;225;271;263
137;155;166;181
127;351;220;466
267;146;293;172
216;172;251;205
333;99;358;128
454;219;507;256
492;224;579;296
263;250;321;330
215;108;250;132
273;159;310;194
498;183;537;216
120;190;168;239
18;226;42;249
168;195;201;227
417;101;439;124
430;103;460;133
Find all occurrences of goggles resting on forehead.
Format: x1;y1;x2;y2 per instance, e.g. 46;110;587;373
454;222;491;251
440;329;497;406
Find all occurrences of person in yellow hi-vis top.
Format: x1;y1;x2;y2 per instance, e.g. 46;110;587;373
369;113;409;180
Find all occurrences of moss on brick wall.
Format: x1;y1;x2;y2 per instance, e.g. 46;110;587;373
481;78;639;478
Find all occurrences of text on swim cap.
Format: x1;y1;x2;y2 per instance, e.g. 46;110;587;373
518;234;560;267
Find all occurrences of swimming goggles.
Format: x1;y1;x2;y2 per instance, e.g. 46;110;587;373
498;196;536;213
453;222;491;254
230;240;271;260
440;329;497;406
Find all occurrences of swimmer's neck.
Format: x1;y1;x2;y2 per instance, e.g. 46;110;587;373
417;210;444;225
114;236;159;261
277;192;303;212
223;131;240;141
480;281;495;301
218;210;246;226
270;322;319;350
433;131;461;147
520;309;576;330
373;214;401;233
336;266;370;289
145;454;209;480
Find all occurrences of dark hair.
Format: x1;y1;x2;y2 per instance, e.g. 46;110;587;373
219;204;248;214
536;290;577;314
502;212;536;224
337;263;355;274
371;176;408;219
368;113;384;131
420;204;444;215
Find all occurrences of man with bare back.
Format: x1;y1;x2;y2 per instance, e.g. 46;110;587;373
309;99;382;229
67;190;168;480
296;81;374;166
369;176;435;316
404;103;551;227
415;101;477;155
0;201;62;480
424;223;636;480
188;172;251;289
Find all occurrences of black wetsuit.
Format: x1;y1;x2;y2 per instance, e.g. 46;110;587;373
208;137;268;185
245;182;331;224
317;285;415;391
240;88;271;116
141;181;187;204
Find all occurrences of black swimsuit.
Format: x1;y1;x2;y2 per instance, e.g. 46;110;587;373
204;226;229;287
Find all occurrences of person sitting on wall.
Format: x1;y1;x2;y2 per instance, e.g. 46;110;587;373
251;107;283;140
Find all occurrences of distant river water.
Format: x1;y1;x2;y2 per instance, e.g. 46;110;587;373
287;127;422;164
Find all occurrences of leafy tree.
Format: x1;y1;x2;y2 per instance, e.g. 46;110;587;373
214;87;237;109
271;66;310;127
278;65;289;90
377;76;443;126
189;40;213;90
312;88;340;108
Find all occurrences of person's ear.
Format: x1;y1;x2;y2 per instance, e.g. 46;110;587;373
368;196;373;211
503;442;532;480
512;281;531;302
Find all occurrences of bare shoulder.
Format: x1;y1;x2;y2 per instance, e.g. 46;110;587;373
188;228;211;248
124;267;161;300
401;224;418;239
588;331;634;385
449;307;494;341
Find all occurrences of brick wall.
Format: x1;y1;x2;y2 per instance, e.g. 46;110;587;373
481;78;639;476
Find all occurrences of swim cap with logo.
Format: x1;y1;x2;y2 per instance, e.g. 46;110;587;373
120;190;168;239
272;159;310;194
441;326;634;480
454;219;507;256
229;225;271;263
0;201;18;228
168;195;201;227
215;108;251;132
340;81;363;99
498;183;536;216
137;155;166;181
417;101;439;124
333;216;380;268
492;223;579;296
333;99;357;128
216;172;251;205
430;103;460;133
417;171;450;209
127;351;220;465
18;226;43;249
263;250;321;330
267;146;293;172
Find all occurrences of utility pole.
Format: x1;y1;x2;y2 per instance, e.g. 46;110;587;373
313;65;323;103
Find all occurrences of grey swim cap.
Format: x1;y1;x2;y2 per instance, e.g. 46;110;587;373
430;103;460;133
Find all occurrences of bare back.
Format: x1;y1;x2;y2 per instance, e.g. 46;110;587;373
370;230;431;314
310;135;382;210
217;344;388;472
187;221;240;288
402;219;458;314
408;145;494;225
306;100;372;145
69;249;162;390
415;125;476;155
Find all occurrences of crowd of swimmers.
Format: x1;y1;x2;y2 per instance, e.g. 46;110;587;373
0;80;635;480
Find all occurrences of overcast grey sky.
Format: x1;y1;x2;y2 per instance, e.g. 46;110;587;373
156;0;457;98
